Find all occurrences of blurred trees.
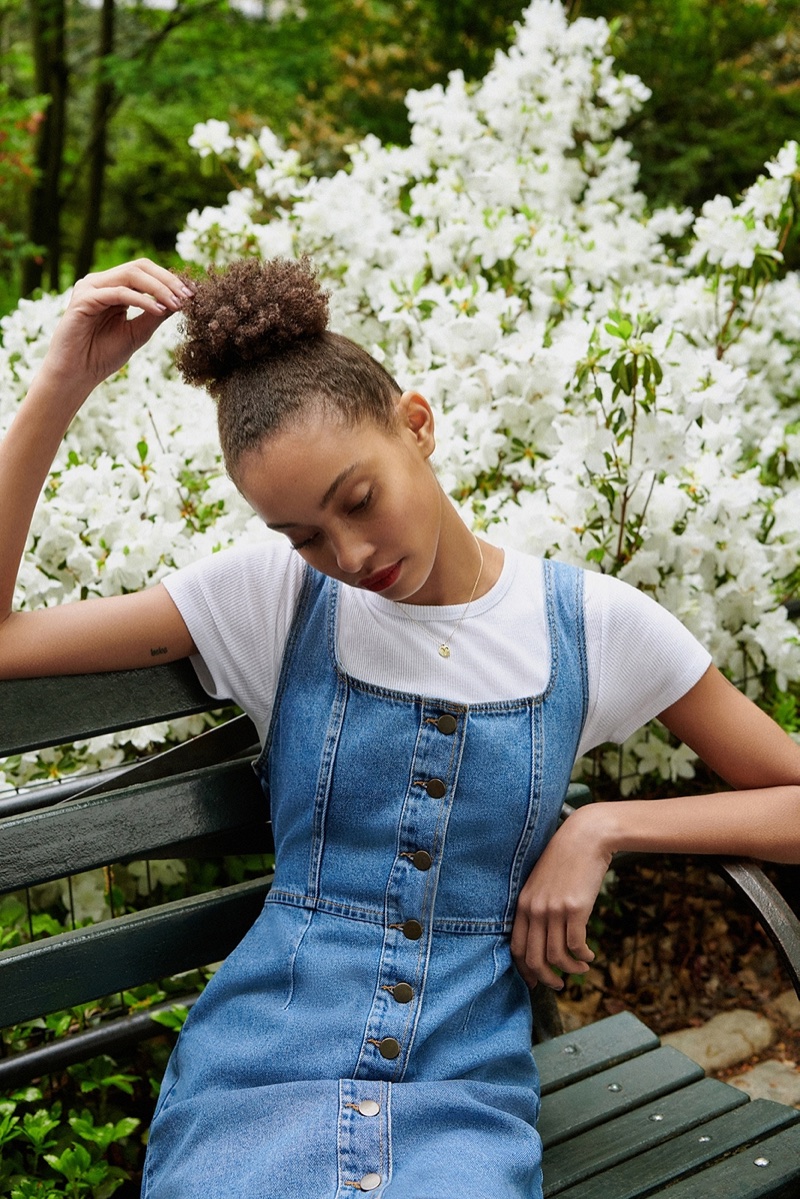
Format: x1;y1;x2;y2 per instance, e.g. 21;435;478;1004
4;0;232;298
575;0;800;211
0;0;798;311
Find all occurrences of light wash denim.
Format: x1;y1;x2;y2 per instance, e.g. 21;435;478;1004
143;558;588;1198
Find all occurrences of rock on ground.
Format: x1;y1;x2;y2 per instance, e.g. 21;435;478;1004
661;1009;775;1072
728;1059;800;1108
772;989;800;1031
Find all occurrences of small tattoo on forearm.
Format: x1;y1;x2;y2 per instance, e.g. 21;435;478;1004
150;646;168;657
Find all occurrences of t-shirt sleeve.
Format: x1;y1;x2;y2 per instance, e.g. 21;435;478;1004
161;539;306;746
578;571;712;757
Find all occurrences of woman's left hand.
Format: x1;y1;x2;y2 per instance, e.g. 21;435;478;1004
510;805;612;989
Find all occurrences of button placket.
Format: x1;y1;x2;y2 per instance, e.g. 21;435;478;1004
336;1080;390;1198
354;702;465;1081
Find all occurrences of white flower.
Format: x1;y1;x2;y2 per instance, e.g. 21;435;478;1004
687;195;778;270
765;141;800;181
188;119;235;158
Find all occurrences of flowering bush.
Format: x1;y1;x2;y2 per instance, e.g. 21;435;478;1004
2;0;799;794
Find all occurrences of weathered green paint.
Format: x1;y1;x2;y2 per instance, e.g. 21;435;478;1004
0;661;213;756
553;1099;800;1199
536;1010;660;1096
0;759;267;892
542;1077;746;1194
644;1118;800;1199
538;1046;704;1148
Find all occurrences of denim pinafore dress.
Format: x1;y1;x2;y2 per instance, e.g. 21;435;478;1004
143;558;588;1199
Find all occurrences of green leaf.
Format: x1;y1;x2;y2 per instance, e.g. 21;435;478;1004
0;1110;21;1148
150;1004;190;1032
21;1108;61;1150
45;1142;93;1182
610;357;631;393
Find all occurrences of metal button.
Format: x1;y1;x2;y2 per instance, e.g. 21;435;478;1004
426;778;446;798
392;982;414;1004
378;1037;401;1060
357;1099;380;1117
401;919;423;940
411;850;433;871
436;714;457;735
359;1174;382;1192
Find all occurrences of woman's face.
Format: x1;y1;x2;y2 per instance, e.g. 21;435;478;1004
236;392;451;604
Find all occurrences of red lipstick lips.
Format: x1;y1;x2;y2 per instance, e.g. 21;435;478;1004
359;562;401;592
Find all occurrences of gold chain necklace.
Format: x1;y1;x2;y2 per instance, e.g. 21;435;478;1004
402;536;484;659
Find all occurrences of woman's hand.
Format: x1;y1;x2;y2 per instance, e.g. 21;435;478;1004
510;805;612;990
39;259;193;399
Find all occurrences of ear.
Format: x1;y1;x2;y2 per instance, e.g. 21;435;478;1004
397;390;436;459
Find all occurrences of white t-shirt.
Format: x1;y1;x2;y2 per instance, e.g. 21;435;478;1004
162;542;711;760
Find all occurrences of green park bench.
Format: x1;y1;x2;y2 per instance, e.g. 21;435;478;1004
1;662;800;1197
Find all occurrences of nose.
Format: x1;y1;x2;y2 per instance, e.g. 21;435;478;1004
332;532;370;577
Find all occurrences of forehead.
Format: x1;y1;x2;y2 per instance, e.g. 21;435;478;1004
236;415;396;524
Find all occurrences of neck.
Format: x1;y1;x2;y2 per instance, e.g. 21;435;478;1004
404;492;504;606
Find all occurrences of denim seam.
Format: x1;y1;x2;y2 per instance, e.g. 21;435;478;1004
265;891;513;933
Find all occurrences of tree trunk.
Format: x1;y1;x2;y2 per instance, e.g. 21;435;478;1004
74;0;115;281
23;0;68;295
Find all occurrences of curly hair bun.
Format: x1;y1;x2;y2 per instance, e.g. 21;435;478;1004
176;257;330;394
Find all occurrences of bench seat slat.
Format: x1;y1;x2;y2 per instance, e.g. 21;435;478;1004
553;1098;800;1199
538;1045;704;1148
647;1121;800;1199
0;877;271;1028
542;1077;746;1195
536;1011;660;1095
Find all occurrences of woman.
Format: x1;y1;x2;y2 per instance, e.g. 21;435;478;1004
1;258;799;1198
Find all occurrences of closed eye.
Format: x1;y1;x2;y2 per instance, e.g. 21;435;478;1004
290;532;320;551
289;488;372;551
349;488;373;515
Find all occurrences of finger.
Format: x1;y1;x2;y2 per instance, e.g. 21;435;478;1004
565;914;595;969
73;284;179;319
77;261;193;313
546;915;594;978
515;911;566;987
118;260;195;307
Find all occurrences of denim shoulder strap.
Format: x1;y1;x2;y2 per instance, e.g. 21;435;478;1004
542;557;589;732
254;565;329;776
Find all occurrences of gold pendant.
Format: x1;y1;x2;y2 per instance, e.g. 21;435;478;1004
438;644;451;658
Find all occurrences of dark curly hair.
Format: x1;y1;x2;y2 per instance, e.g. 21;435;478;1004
175;257;402;479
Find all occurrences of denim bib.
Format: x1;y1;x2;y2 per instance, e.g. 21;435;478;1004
144;558;588;1199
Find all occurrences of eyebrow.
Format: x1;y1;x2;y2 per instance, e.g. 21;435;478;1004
266;462;362;530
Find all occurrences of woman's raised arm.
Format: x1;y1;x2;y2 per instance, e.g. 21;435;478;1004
0;261;197;679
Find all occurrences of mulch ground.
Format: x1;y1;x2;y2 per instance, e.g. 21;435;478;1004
558;858;800;1070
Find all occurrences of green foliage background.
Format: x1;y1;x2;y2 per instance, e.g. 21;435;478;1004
1;0;798;313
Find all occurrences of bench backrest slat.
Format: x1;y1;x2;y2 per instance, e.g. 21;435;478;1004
0;760;268;892
0;877;271;1027
0;661;212;756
